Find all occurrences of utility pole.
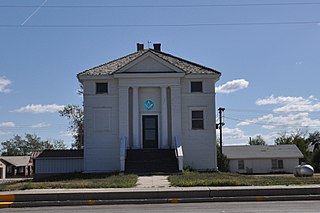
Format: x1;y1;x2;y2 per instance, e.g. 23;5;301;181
217;107;225;161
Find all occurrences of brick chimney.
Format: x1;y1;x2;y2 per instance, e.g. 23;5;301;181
137;43;144;51
153;43;161;51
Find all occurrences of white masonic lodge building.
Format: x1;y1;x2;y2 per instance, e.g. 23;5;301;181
77;43;221;173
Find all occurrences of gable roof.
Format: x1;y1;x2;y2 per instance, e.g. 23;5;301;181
77;49;221;77
222;145;304;160
36;150;84;159
0;156;31;167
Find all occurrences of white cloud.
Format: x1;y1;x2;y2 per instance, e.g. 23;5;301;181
31;122;50;128
216;79;249;94
256;95;309;105
0;130;11;135
15;104;65;114
221;127;247;139
256;95;320;113
274;103;320;113
0;76;12;93
238;113;320;129
59;131;73;137
0;122;15;127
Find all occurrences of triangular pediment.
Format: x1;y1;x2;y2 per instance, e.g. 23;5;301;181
116;52;183;74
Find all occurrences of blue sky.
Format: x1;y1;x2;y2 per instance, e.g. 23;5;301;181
1;0;320;148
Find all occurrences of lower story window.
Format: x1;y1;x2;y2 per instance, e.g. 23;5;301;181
272;159;284;169
191;110;204;129
238;160;244;170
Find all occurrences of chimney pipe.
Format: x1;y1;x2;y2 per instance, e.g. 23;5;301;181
153;43;161;51
137;43;144;51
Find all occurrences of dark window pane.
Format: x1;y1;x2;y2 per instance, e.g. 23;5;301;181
145;130;156;140
144;117;157;129
192;111;203;119
192;120;204;129
191;82;203;93
271;159;277;169
278;160;283;169
238;160;244;170
96;83;108;94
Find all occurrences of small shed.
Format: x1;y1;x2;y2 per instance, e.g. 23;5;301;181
34;150;83;179
223;145;303;174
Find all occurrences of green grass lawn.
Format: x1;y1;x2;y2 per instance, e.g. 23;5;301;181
0;173;138;191
168;171;320;187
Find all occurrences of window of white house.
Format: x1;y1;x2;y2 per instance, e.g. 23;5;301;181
238;160;244;170
18;167;25;174
191;81;203;93
96;82;108;94
191;110;204;129
272;159;284;169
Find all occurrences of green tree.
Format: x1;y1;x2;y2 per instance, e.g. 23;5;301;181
249;135;266;146
52;139;68;150
274;130;311;163
306;131;320;171
1;134;57;156
306;131;320;145
217;144;229;172
59;105;84;149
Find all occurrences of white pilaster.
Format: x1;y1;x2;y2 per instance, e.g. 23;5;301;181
161;86;169;148
119;86;129;147
170;85;182;147
132;87;140;149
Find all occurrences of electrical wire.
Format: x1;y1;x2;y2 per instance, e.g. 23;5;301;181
0;21;319;28
1;2;320;8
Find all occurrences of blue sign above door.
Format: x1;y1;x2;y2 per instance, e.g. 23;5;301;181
144;100;154;110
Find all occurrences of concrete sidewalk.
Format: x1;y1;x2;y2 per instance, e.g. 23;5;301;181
1;176;320;208
136;175;170;188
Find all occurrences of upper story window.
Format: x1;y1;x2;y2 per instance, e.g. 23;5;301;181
191;110;204;129
191;81;203;93
96;83;108;94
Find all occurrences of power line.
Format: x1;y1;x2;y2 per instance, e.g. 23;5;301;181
1;2;320;8
0;21;319;28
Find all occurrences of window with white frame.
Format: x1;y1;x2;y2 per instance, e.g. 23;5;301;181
191;110;204;129
96;82;108;94
190;81;203;93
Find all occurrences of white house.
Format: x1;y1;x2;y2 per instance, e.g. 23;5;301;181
223;145;303;174
0;156;33;178
77;43;221;173
0;159;5;179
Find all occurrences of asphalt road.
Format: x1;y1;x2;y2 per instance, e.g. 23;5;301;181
1;201;319;213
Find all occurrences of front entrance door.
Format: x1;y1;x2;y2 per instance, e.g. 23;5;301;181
142;115;158;148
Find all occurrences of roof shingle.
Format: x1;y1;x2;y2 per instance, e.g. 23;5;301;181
223;145;304;159
78;49;221;77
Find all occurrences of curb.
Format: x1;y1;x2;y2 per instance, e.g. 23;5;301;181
3;195;320;208
1;187;320;208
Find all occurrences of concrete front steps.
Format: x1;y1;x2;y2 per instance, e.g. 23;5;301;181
125;149;179;174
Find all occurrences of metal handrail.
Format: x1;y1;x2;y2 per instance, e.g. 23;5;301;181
174;136;183;171
120;136;127;172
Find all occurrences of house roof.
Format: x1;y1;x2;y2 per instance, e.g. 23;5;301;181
222;145;304;160
36;150;84;159
77;49;221;77
0;156;31;167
